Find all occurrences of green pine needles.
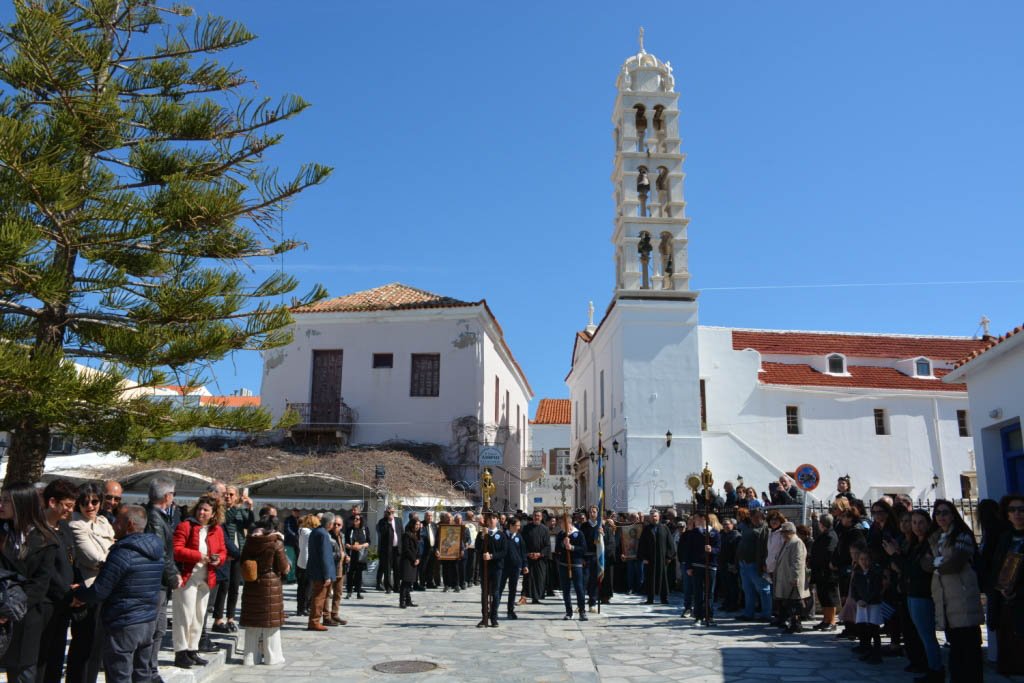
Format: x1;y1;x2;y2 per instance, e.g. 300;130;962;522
0;0;332;484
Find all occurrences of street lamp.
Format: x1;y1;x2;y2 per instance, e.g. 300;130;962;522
665;430;672;448
612;439;620;455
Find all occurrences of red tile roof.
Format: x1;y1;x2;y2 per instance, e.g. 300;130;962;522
953;324;1024;368
759;362;966;392
532;398;571;425
732;329;988;360
158;385;200;395
201;395;261;408
292;283;532;396
292;283;475;314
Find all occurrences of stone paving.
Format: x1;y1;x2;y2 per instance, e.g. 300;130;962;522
208;582;1015;683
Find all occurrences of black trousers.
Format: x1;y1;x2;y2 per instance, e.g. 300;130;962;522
212;559;241;620
38;603;71;683
377;550;399;590
296;568;309;611
499;567;521;613
441;560;459;588
600;564;615;602
418;551;436;587
65;603;103;683
346;563;364;594
947;625;982;683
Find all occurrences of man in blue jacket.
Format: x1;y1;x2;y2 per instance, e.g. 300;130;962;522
306;511;337;632
73;505;164;683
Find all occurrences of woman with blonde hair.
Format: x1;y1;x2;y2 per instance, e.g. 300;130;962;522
172;496;226;669
294;513;320;617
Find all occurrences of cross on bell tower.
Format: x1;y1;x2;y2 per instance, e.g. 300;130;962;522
611;32;695;299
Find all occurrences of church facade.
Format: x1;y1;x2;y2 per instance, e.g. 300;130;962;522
567;40;987;512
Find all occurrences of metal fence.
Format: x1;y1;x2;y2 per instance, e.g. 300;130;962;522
684;498;981;534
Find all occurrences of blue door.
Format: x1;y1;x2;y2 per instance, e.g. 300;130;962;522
1003;422;1024;493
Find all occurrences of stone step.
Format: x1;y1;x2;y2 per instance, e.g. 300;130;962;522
158;633;239;683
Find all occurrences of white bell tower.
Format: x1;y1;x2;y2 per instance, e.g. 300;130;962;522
567;30;703;513
611;29;695;299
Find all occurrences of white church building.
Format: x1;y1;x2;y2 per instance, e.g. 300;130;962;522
567;39;988;512
260;283;533;511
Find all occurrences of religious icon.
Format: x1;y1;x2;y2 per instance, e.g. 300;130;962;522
995;551;1022;598
620;523;642;560
436;524;464;562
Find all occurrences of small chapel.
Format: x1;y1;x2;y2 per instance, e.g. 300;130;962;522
565;33;988;511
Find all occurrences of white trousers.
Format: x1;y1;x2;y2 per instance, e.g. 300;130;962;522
172;570;211;651
242;627;284;666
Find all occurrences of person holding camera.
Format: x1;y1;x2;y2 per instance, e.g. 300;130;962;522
171;496;226;669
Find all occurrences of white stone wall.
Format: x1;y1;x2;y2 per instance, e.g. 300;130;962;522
569;299;703;512
260;305;531;497
699;327;975;502
945;338;1024;499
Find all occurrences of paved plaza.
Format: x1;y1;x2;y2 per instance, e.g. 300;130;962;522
208;582;1014;683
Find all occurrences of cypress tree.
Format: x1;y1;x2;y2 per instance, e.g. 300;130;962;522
0;0;331;484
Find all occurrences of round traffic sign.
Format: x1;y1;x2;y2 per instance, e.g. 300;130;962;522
793;464;820;492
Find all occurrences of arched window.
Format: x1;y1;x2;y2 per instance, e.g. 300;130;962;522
827;354;846;374
915;358;932;377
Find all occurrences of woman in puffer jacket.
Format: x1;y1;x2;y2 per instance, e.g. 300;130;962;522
239;516;290;666
927;500;983;683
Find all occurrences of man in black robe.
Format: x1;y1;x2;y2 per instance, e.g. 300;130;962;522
522;510;550;603
638;510;675;604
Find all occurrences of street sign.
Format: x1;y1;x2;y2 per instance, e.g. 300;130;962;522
478;445;503;466
793;464;821;492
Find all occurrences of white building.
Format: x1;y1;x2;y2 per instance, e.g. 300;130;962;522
526;398;573;512
944;324;1024;499
567;39;988;511
260;283;533;511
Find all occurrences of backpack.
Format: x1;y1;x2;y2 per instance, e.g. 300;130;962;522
0;569;28;659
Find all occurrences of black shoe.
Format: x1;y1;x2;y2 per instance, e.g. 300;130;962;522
532;599;541;604
579;611;588;622
682;608;692;618
345;592;352;599
507;611;518;619
385;589;392;594
785;623;803;634
211;622;230;634
704;619;718;627
197;637;218;654
564;613;573;620
406;602;418;607
489;618;498;627
399;603;407;609
453;587;460;593
443;587;449;593
227;622;238;632
357;592;364;599
821;624;837;632
173;652;193;669
188;651;209;666
645;599;654;605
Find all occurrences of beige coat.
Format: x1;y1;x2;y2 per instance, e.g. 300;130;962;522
69;513;116;586
929;531;983;629
773;535;810;600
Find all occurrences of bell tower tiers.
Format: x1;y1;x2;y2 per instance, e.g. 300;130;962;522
611;30;696;301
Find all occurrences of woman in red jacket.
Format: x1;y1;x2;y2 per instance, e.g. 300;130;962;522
172;495;226;669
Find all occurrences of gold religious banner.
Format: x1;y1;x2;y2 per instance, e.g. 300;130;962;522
480;468;496;511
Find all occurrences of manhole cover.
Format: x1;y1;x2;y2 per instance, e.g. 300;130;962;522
372;660;438;674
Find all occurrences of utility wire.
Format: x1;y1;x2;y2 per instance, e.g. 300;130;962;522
701;279;1024;292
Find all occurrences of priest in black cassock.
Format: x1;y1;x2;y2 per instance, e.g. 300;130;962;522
638;510;675;604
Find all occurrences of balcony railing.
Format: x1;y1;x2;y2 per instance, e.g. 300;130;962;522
286;400;357;437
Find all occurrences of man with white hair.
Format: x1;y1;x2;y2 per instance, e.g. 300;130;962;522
144;476;180;681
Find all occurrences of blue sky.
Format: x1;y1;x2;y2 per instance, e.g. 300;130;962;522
191;2;1023;411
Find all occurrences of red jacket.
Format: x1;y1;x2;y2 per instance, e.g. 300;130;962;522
173;518;227;588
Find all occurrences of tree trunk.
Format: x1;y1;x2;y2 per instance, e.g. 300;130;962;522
4;420;50;486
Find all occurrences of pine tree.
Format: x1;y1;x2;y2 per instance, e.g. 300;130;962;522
0;0;331;485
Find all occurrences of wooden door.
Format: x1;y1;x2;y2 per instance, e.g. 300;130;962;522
310;350;343;423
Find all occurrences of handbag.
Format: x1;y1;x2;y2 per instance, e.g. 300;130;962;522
241;559;259;583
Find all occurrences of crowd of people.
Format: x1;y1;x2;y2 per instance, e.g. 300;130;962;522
0;474;1021;683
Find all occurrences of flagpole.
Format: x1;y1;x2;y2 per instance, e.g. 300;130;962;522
597;433;605;616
